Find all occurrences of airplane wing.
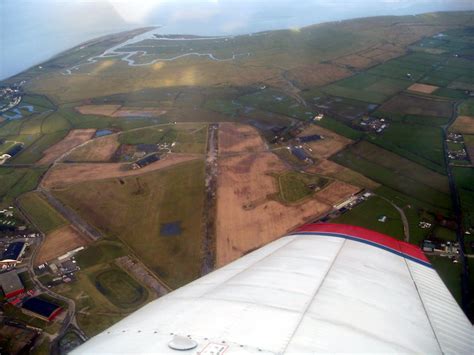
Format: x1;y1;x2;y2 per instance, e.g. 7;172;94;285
71;223;474;354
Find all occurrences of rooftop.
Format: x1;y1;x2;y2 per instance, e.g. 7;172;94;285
1;242;26;261
22;297;61;320
0;270;24;297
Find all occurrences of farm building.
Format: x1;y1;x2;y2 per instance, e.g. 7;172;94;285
0;270;25;298
298;134;323;143
0;242;27;269
21;297;62;322
136;144;158;154
6;144;23;157
290;146;312;162
131;153;160;170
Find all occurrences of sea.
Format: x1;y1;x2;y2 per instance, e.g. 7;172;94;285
1;0;473;80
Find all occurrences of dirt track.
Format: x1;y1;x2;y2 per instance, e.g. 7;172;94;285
41;153;201;188
76;105;166;118
75;105;121;116
38;129;96;165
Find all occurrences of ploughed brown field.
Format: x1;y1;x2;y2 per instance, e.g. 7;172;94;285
35;225;89;265
215;123;332;267
38;129;96;165
451;116;474;134
315;180;361;207
407;83;439;94
65;134;120;162
41;153;201;188
297;125;352;159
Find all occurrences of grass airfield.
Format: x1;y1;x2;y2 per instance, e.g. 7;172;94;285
1;11;474;340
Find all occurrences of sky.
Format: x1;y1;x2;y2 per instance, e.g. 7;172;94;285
0;0;473;79
106;0;474;35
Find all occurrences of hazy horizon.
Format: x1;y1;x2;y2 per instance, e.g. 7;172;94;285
1;0;473;80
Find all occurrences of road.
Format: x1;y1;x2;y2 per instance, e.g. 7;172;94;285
201;123;218;275
37;189;101;241
15;199;87;352
441;101;470;314
377;195;410;242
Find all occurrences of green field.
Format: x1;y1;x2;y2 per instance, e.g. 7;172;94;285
238;89;314;121
12;131;68;164
369;54;435;81
119;125;177;145
277;171;329;203
53;160;206;288
333;196;404;239
333;150;451;211
0;167;46;205
76;240;128;269
453;167;474;228
373;111;450;127
431;226;457;241
434;87;469;100
332;142;452;213
315;116;363;140
460;98;474;116
369;121;445;173
204;98;241;117
323;73;409;104
18;192;67;233
118;124;208;154
91;266;148;309
429;255;462;305
375;186;436;245
52;262;153;337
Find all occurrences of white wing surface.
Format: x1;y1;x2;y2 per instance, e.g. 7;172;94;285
71;223;474;354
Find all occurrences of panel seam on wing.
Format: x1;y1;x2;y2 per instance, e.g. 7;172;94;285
402;257;443;353
279;238;347;354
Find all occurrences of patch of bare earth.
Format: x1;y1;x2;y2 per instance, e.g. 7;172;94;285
41;153;201;189
76;105;121;116
407;83;439;94
315;180;361;207
216;123;331;267
113;107;167;117
219;123;266;154
298;125;352;159
451;116;474;135
38;129;96;165
35;225;89;265
308;159;380;190
66;134;120;162
286;64;352;89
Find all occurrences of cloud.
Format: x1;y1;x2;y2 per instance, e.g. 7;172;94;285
108;0;221;24
109;0;164;23
170;7;220;22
